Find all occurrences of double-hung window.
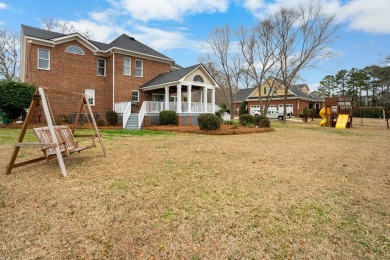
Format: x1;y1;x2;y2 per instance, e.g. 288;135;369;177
124;58;131;76
135;60;143;77
38;49;50;70
85;89;95;106
97;58;106;76
131;90;139;103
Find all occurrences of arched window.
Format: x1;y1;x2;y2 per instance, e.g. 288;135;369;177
193;74;204;83
66;45;84;55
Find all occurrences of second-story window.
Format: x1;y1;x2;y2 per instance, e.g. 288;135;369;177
66;45;84;55
97;58;106;76
135;60;143;77
38;48;50;70
124;58;131;76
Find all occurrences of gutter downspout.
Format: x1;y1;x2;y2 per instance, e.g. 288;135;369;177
112;51;115;110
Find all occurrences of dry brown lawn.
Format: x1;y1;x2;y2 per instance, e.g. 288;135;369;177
0;119;389;259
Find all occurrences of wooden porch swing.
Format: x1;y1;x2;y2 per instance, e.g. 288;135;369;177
5;87;107;177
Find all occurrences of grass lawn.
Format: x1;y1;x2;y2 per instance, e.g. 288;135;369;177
0;120;389;259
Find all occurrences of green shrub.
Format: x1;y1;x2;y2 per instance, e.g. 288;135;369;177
215;110;222;119
259;118;271;127
198;113;221;130
106;111;118;125
254;115;267;126
96;118;106;127
239;101;248;115
159;110;177;125
239;114;254;126
0;80;36;122
224;120;234;125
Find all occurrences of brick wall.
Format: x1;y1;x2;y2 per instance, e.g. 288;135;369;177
24;40;171;117
113;53;171;112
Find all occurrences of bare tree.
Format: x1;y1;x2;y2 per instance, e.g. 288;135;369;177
237;18;279;115
0;29;19;80
207;25;242;120
272;2;337;122
42;17;94;39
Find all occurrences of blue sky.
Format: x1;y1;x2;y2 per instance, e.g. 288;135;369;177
1;0;389;90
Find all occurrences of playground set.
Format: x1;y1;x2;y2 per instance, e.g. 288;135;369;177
319;97;353;129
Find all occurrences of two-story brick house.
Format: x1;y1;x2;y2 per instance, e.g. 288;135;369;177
20;25;218;129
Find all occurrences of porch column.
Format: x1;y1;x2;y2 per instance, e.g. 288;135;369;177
165;86;169;110
203;87;208;112
177;84;182;113
187;85;192;113
211;88;216;113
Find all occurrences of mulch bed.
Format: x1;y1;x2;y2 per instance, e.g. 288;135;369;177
144;124;274;135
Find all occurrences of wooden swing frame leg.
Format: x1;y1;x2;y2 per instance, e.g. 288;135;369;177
6;94;40;174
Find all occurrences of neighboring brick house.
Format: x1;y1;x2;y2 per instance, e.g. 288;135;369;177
234;78;324;116
20;25;218;129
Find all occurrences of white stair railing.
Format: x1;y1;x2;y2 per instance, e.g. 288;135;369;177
122;102;132;129
138;101;147;129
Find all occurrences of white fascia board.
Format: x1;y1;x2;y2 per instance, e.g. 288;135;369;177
108;47;174;65
180;80;218;89
26;36;55;47
51;34;98;52
141;81;180;91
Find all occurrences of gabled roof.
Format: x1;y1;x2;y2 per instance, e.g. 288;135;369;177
21;24;173;62
236;88;255;102
22;24;64;40
142;64;201;88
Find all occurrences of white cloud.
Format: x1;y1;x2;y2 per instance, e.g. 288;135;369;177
242;0;390;34
119;0;229;22
335;0;390;34
0;2;7;9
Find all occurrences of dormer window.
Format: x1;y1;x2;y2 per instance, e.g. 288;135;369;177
193;75;204;83
66;45;84;55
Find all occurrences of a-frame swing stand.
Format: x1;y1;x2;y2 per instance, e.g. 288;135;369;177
5;87;107;177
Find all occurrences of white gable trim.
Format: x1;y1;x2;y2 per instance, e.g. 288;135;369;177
179;64;220;88
110;47;174;65
51;34;99;52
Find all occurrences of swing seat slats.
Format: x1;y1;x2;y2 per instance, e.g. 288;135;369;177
34;125;96;160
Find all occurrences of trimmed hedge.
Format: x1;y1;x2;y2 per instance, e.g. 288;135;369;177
259;118;271;127
159;110;177;125
198;113;221;130
239;114;254;126
106;111;118;125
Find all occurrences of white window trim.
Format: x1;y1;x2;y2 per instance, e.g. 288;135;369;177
38;48;50;70
135;60;143;77
85;89;95;106
66;45;84;55
131;90;139;103
124;57;131;76
97;58;106;77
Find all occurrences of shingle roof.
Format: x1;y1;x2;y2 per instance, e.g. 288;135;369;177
235;88;256;102
142;64;200;88
22;24;64;40
21;24;173;61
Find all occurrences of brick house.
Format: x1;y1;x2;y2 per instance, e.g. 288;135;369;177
20;25;219;129
234;78;325;116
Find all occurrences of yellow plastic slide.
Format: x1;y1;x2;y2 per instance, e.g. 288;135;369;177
319;108;326;126
335;114;349;129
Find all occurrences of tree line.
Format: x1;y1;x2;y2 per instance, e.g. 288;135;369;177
317;64;390;107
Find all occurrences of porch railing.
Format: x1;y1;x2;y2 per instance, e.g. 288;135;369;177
122;102;132;129
114;102;129;114
144;101;214;113
138;101;147;129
